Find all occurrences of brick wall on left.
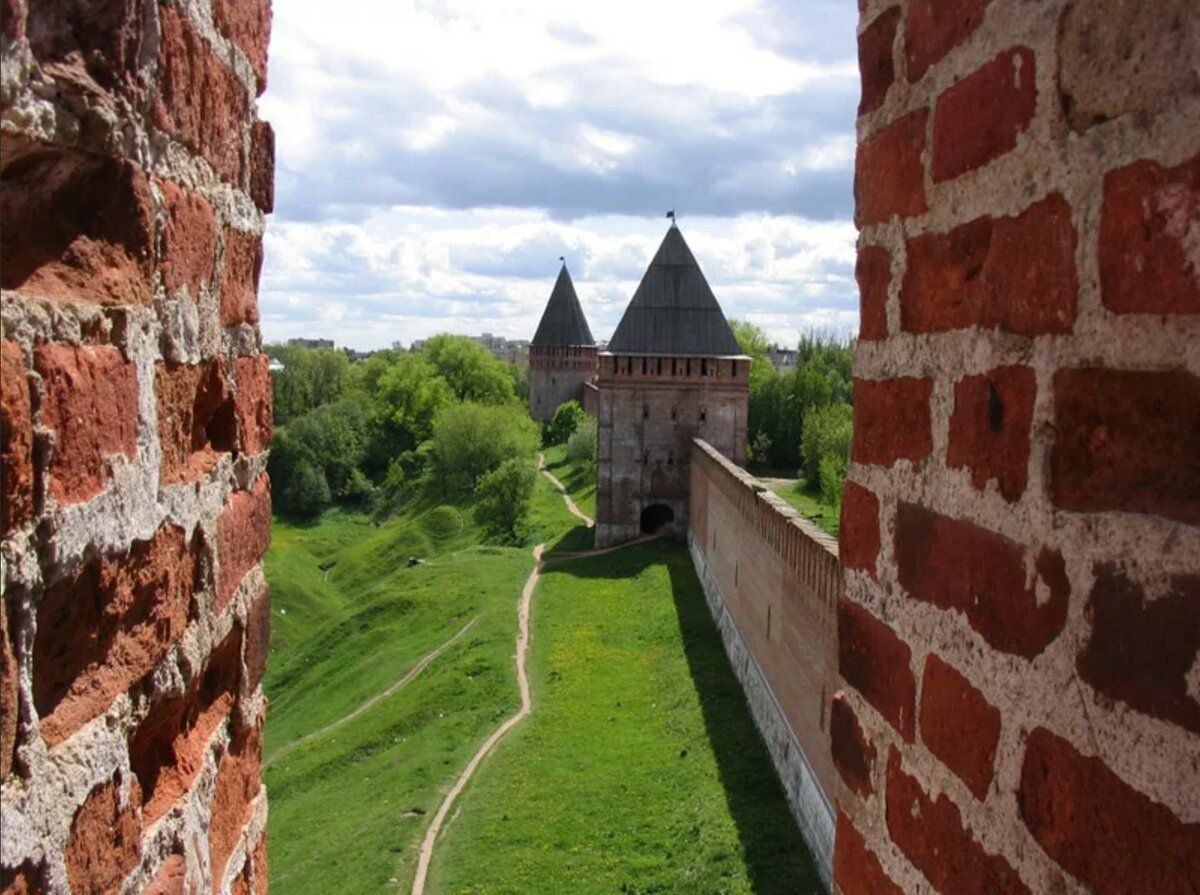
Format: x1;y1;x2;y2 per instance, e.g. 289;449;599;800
1;1;274;892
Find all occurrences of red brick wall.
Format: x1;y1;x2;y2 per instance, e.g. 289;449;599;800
528;344;597;423
1;1;273;891
840;1;1199;893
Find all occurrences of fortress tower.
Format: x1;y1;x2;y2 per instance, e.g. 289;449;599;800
529;264;597;422
595;225;749;547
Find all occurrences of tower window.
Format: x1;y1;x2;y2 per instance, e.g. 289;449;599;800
643;404;649;419
642;357;647;374
686;359;691;376
699;407;706;422
657;358;663;375
670;406;677;420
701;359;708;376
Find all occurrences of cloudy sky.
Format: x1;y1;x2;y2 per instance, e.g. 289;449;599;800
258;0;860;350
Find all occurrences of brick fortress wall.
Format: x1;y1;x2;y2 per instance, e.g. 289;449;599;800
838;1;1199;893
1;1;274;892
688;440;841;883
528;344;596;423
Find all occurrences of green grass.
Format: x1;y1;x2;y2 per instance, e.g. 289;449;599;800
541;443;597;519
428;543;822;895
745;467;840;539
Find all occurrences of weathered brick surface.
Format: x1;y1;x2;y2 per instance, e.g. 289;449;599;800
35;343;139;505
887;749;1030;894
249;121;276;213
851;377;932;467
895;503;1069;658
901;194;1077;336
904;0;994;82
159;180;218;299
244;584;271;699
838;596;915;740
217;475;272;612
833;811;904;895
839;480;880;578
221;228;265;327
143;856;187;895
858;7;900;115
854;110;928;227
1077;566;1200;734
1;342;34;533
64;776;142;895
918;654;1000;800
212;0;272;92
157;359;238;485
932;47;1036;182
209;717;264;888
25;0;151;100
1019;727;1200;895
830;692;875;798
236;355;274;455
0;861;41;894
1;596;17;780
1099;156;1200;315
855;245;889;341
946;366;1035;501
1051;369;1200;525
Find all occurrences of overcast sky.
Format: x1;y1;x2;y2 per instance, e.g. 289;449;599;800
258;0;860;350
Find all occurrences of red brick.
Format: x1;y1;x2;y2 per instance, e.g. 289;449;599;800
209;716;263;889
851;377;932;467
0;861;41;894
154;6;249;185
895;503;1069;658
902;193;1077;336
0;149;155;306
249;121;275;213
858;7;899;115
839;480;880;578
1;0;25;42
211;0;272;93
130;626;242;823
919;654;1000;800
855;245;889;341
244;584;270;698
157;359;237;486
25;0;150;99
65;775;142;895
1019;727;1200;895
905;0;994;82
34;344;138;505
143;856;186;895
1;595;17;780
33;524;198;746
1077;566;1200;734
1099;155;1200;315
235;355;273;456
217;475;272;612
158;180;217;299
887;748;1030;895
946;366;1036;502
833;810;904;895
221;229;263;327
854;109;928;227
932;47;1036;182
230;833;267;895
838;596;916;740
1;341;34;533
1051;369;1200;525
830;691;876;798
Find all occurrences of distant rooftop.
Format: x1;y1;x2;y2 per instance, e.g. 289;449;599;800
531;264;595;347
607;225;742;357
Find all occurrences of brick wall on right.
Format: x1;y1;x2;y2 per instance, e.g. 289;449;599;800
837;1;1199;893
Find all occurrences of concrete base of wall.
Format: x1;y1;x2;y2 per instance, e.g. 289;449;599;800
688;531;834;888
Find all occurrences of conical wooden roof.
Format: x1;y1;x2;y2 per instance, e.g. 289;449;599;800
531;264;595;347
607;226;742;356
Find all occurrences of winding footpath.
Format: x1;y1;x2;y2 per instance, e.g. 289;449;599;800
538;453;595;528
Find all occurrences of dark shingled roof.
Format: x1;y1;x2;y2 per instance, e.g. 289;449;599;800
531;264;595;347
607;225;743;356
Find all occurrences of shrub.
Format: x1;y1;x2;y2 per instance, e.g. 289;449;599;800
800;402;853;486
423;505;464;539
818;453;847;508
547;400;586;446
475;458;537;543
432;402;540;492
566;417;597;466
283;458;331;519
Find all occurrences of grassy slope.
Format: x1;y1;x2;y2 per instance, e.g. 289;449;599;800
541;443;596;519
429;543;822;895
745;466;840;538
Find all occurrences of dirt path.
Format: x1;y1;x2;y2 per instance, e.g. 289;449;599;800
265;616;481;769
410;544;544;895
538;453;595;528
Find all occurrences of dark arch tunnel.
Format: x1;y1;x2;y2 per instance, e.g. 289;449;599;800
640;503;675;534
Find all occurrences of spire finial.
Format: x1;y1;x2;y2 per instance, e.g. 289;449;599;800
666;209;676;226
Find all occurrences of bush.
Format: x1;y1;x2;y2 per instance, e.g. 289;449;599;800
818;453;847;508
423;505;464;539
475;458;537;543
432;402;540;492
282;458;331;519
547;400;586;446
800;402;853;486
566;417;597;465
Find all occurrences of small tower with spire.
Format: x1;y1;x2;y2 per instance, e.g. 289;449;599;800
594;224;749;547
529;262;597;423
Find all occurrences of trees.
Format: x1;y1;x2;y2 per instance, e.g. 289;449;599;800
474;458;537;543
801;402;853;502
566;417;597;466
432;402;540;492
547;400;586;445
269;345;352;424
422;334;517;405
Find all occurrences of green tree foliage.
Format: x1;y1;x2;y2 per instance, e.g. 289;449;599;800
373;353;454;452
432;402;540;492
268;345;352;424
547;400;586;445
422;334;517;405
474;457;537;543
281;457;331;519
566;417;597;466
801;402;853;485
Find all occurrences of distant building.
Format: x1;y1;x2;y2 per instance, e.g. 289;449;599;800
287;338;335;349
528;264;598;423
767;345;798;373
594;224;749;547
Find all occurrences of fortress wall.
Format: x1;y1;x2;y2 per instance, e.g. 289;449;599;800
688;439;841;884
528;345;596;422
839;1;1200;893
1;1;274;891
